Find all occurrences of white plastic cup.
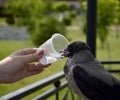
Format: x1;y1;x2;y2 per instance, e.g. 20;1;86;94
37;33;69;65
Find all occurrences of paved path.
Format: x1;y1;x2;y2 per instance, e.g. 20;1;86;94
0;25;29;40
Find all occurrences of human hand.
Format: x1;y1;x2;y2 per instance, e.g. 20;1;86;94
0;48;51;83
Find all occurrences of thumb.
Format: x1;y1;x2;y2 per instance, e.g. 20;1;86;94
21;50;44;63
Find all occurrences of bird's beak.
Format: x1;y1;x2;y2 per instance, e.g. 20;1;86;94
60;49;69;57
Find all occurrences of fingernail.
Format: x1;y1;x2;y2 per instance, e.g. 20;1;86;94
37;49;44;55
46;63;51;66
48;63;51;66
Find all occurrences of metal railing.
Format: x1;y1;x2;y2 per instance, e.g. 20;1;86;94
1;60;120;100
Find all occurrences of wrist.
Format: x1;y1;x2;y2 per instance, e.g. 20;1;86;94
0;60;9;83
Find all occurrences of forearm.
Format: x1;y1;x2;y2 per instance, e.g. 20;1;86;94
0;57;12;83
0;60;6;83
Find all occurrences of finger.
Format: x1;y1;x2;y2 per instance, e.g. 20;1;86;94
38;63;51;68
11;48;38;56
26;63;51;76
19;48;38;55
21;50;44;63
27;63;50;71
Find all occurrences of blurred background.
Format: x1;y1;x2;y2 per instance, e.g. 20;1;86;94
0;0;120;99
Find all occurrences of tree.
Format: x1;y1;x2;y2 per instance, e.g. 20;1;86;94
2;0;67;46
52;1;70;12
81;0;119;46
29;15;66;46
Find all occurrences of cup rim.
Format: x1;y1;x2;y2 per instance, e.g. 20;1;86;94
51;33;69;54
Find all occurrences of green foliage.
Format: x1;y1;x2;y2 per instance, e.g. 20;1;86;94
70;11;77;18
97;0;118;45
2;0;68;46
29;15;67;46
62;11;77;26
52;2;70;12
52;2;77;26
81;1;87;12
5;17;15;25
63;16;71;26
4;0;53;26
81;0;119;45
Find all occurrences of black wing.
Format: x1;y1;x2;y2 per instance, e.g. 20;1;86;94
73;66;120;100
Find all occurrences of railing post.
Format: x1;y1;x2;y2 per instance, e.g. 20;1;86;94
86;0;97;57
54;81;61;100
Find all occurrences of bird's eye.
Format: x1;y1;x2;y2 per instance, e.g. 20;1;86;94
69;48;73;52
67;46;74;53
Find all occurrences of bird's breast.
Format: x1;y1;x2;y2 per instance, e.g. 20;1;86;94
65;67;90;100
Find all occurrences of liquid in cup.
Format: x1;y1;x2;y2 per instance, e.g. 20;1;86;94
37;33;69;65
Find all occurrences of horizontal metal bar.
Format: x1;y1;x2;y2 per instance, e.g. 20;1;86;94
101;60;120;64
108;70;120;73
0;71;65;100
33;82;68;100
101;61;120;73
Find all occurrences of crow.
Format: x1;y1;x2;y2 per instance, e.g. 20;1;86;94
63;41;120;100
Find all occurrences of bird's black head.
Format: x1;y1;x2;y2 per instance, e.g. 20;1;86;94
63;41;90;58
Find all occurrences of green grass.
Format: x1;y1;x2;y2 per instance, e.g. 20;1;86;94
0;27;120;99
0;40;35;59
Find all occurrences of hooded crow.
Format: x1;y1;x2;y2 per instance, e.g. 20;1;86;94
63;41;120;100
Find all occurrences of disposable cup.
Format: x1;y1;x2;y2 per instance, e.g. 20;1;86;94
37;33;69;65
